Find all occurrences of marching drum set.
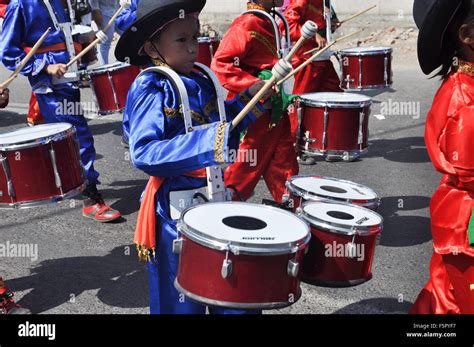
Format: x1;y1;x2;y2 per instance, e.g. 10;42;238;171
0;2;390;312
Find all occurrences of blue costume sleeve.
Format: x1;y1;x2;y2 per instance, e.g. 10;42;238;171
115;0;138;32
224;90;266;133
0;0;37;76
127;74;236;178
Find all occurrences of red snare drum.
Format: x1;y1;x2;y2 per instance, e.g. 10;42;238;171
285;175;381;211
87;62;140;115
299;201;383;287
72;25;98;66
339;46;393;91
197;37;220;67
294;92;372;161
0;123;85;209
174;202;311;309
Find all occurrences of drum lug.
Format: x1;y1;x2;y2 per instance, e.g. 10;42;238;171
221;258;233;279
0;155;15;199
172;238;183;254
49;148;63;191
287;259;300;278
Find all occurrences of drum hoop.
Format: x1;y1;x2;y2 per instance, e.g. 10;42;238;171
178;202;311;255
339;47;393;57
286;175;380;208
299;98;372;109
0;124;75;151
174;279;301;309
88;62;131;75
299;202;383;236
0;182;86;209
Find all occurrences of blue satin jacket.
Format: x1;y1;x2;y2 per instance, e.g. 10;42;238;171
124;67;263;223
115;0;138;32
0;0;75;92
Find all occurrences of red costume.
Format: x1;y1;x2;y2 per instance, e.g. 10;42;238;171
411;61;474;314
211;2;298;202
0;0;7;17
283;0;341;138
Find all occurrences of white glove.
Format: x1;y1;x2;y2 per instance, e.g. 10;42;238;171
96;30;108;44
119;0;132;9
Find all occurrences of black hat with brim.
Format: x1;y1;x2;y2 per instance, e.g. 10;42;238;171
115;0;206;66
413;0;466;75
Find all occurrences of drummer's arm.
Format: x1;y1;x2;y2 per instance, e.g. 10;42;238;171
127;77;242;177
211;24;262;95
444;105;474;191
0;1;37;76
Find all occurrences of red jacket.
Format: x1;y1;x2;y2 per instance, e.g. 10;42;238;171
425;62;474;257
283;0;326;65
0;0;9;18
211;8;280;99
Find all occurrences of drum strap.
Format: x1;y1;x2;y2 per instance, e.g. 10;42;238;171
134;170;207;262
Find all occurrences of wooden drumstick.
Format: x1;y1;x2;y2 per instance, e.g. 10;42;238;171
230;59;292;131
279;29;363;86
339;5;377;25
303;28;364;56
66;4;128;68
0;28;52;89
285;20;318;62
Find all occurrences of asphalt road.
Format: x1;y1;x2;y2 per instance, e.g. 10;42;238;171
0;54;441;314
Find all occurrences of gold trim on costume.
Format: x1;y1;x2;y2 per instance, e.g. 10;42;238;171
213;122;227;164
458;60;474;77
240;92;264;119
247;2;266;11
250;31;278;57
151;58;170;68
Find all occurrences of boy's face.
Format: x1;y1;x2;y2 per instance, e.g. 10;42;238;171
148;17;200;74
255;0;284;9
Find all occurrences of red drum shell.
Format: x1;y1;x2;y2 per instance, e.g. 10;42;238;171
89;63;140;114
339;47;393;91
299;202;382;287
175;202;310;309
176;237;305;309
0;124;84;208
294;93;371;158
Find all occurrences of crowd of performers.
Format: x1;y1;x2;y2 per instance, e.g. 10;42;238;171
0;0;473;315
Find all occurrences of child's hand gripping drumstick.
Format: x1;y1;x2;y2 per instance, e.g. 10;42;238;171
230;59;293;131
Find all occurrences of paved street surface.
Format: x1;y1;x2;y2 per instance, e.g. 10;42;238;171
0;51;441;314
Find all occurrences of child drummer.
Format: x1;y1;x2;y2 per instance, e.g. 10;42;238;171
0;0;121;222
115;0;270;314
411;0;474;314
211;0;299;203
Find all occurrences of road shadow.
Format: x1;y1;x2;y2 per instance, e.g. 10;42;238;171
102;179;147;216
5;245;148;313
378;195;432;247
366;137;430;163
334;297;413;314
88;120;123;137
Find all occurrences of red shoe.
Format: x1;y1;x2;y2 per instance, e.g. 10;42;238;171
0;292;31;315
82;197;121;223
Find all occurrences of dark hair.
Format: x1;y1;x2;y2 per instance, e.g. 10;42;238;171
437;0;474;77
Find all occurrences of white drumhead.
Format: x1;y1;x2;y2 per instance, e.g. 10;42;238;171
182;202;309;247
300;92;371;105
340;46;392;54
0;123;72;145
303;202;382;229
291;176;377;201
72;25;93;35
